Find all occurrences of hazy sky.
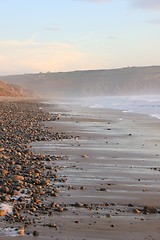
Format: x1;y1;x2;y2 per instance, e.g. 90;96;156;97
0;0;160;75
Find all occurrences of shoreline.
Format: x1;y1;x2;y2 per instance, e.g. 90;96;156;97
1;98;160;239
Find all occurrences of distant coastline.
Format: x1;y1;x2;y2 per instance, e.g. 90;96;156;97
1;65;160;98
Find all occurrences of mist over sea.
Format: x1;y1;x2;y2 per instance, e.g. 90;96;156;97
52;95;160;120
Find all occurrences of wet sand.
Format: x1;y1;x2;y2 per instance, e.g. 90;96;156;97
32;103;160;240
1;100;160;239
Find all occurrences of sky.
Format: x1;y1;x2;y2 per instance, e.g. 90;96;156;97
0;0;160;75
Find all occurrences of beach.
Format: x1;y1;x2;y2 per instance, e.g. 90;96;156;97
1;98;160;239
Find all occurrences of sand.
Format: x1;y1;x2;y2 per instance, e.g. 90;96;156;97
1;100;160;239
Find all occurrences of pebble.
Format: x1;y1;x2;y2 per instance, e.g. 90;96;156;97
81;154;88;158
99;188;107;191
111;224;115;227
133;208;141;214
33;230;39;236
0;209;7;217
17;226;25;235
143;206;157;214
73;202;84;208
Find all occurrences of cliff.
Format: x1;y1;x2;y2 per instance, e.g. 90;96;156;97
2;66;160;98
0;81;26;97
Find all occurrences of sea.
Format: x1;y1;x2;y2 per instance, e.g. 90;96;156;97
53;95;160;120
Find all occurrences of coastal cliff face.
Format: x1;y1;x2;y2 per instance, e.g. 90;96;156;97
2;66;160;98
0;80;26;97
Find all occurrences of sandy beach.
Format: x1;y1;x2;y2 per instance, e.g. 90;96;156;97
1;99;160;239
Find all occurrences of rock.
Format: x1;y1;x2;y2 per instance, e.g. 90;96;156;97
3;186;10;193
81;154;88;158
17;226;24;235
0;209;7;217
99;188;107;191
111;224;115;227
133;208;141;214
13;190;21;196
1;169;8;175
47;223;57;228
56;207;64;212
12;175;24;181
73;202;84;208
128;204;134;207
143;206;157;214
1;195;11;201
33;230;39;236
